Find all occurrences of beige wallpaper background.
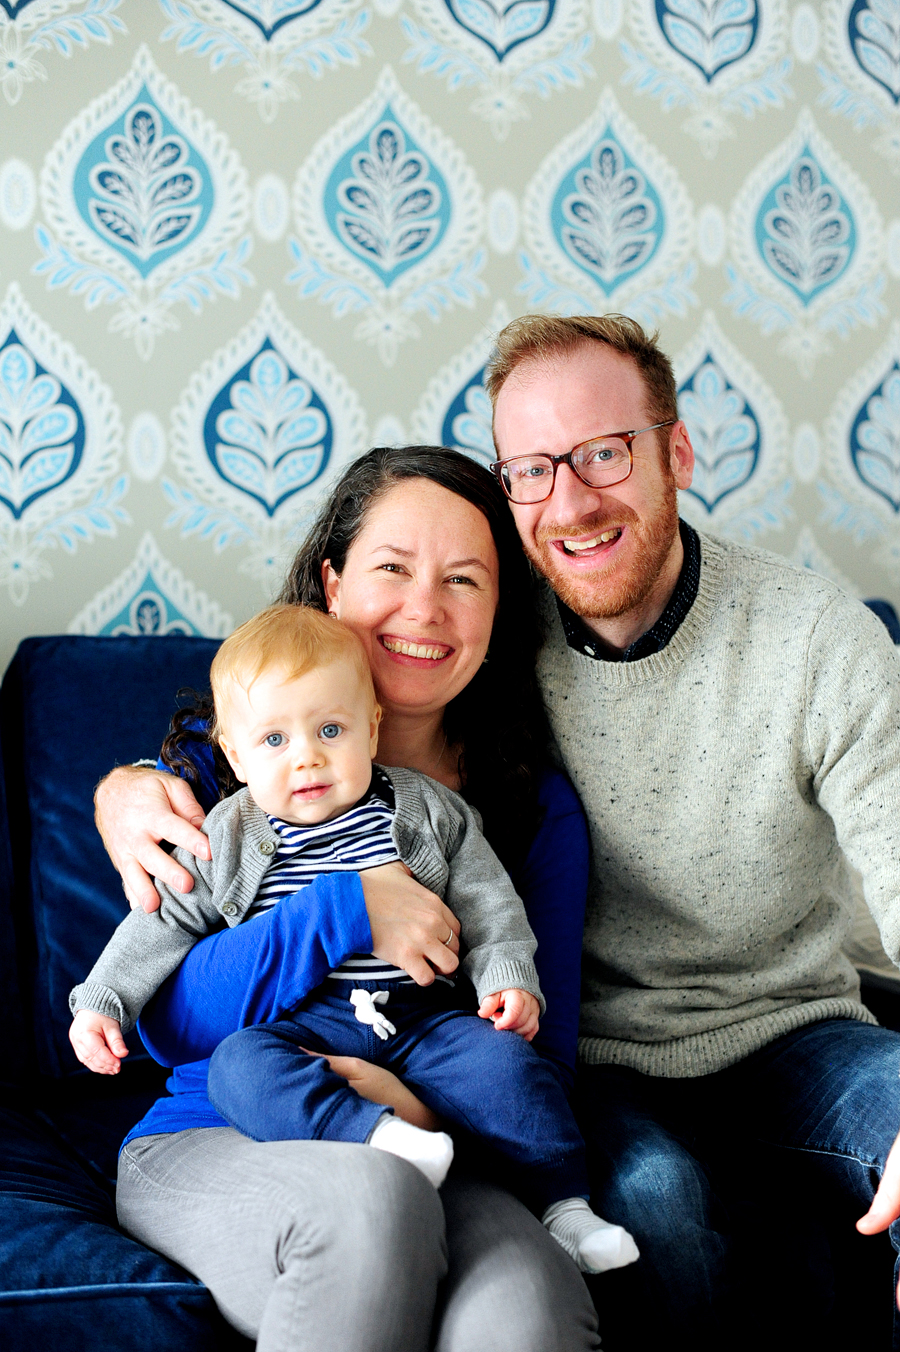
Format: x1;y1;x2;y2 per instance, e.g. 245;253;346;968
0;0;898;672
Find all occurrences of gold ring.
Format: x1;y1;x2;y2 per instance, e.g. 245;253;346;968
443;928;454;947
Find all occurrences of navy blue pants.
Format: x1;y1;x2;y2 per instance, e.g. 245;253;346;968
207;978;588;1212
575;1019;900;1351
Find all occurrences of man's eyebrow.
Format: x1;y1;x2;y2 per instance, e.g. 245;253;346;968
369;544;492;572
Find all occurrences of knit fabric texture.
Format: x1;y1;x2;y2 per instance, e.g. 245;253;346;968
538;531;900;1078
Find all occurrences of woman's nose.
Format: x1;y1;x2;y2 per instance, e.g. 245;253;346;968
400;581;445;624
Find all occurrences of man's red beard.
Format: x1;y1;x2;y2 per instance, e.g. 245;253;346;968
522;480;680;621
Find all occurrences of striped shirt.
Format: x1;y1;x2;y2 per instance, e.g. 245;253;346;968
249;768;421;985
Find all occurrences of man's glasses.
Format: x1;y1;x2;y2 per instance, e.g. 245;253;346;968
490;421;677;505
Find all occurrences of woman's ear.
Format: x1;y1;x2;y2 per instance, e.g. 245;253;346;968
322;560;341;616
218;736;248;784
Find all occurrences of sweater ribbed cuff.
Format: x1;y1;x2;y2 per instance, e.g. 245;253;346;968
475;961;546;1014
69;982;131;1033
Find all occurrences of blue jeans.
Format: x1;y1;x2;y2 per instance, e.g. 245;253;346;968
208;977;589;1212
575;1018;900;1349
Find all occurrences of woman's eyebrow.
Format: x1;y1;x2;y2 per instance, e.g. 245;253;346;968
370;544;492;573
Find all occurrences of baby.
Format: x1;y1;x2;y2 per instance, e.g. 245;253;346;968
70;604;638;1275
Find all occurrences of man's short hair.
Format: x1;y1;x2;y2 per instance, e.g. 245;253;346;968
211;603;375;738
484;313;678;430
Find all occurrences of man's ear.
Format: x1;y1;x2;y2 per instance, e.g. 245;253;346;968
322;560;340;615
218;736;248;784
669;420;695;491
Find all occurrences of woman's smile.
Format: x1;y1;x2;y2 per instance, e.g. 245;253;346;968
379;635;454;662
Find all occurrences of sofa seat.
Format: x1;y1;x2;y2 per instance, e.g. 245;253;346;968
0;1100;233;1351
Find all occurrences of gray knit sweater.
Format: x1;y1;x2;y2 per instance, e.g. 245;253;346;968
538;530;900;1077
70;766;542;1034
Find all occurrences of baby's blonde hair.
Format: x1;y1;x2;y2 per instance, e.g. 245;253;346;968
210;604;375;740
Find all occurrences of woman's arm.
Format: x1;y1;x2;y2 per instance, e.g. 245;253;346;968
138;871;371;1065
511;769;590;1096
139;862;461;1065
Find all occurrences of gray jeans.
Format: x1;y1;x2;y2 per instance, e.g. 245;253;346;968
117;1129;600;1352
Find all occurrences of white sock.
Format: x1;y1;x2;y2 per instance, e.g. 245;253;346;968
369;1113;454;1189
542;1197;640;1274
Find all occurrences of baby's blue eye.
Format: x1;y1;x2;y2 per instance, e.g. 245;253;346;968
264;732;285;748
320;723;342;740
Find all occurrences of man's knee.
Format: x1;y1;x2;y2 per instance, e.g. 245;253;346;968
591;1132;716;1241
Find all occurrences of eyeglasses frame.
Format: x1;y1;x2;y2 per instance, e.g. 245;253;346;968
489;420;678;504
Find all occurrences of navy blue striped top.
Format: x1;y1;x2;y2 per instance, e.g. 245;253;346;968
252;767;418;984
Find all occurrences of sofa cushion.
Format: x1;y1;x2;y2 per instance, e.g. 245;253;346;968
1;635;221;1080
0;1102;242;1351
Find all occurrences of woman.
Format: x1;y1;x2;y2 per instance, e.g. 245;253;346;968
98;447;599;1352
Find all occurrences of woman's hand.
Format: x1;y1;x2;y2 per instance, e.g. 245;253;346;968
360;862;461;986
478;989;540;1041
322;1054;441;1131
94;765;210;912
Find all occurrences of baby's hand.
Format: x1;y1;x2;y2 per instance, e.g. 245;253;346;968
478;989;540;1041
69;1010;129;1074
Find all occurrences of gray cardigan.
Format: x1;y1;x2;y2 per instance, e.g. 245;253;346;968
70;766;543;1034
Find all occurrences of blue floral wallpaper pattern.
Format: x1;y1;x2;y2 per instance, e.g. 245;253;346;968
0;0;897;664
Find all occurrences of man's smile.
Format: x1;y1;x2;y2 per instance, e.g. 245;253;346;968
559;528;623;557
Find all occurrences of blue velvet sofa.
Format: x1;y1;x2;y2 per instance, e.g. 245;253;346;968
0;634;249;1350
2;621;899;1350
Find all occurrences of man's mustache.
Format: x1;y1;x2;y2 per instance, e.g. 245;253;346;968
534;503;640;548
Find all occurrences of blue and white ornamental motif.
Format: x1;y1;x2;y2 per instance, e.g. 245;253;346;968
36;45;252;359
166;293;366;589
0;0;125;107
822;322;900;575
0;283;125;605
411;304;509;463
820;0;900;169
622;0;791;157
206;345;330;517
158;0;371;124
68;532;233;637
402;0;592;139
520;89;695;324
674;312;790;542
725;109;884;376
289;68;485;365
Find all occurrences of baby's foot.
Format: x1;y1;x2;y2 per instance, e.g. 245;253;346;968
369;1114;454;1188
542;1197;640;1274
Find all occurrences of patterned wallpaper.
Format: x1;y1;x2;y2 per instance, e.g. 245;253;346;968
1;0;898;673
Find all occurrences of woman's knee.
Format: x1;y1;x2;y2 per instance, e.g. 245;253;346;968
435;1174;600;1352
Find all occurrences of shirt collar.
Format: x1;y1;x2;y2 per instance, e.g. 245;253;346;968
556;520;702;663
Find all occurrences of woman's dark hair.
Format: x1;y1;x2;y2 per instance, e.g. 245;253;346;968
282;445;551;869
164;445;551;870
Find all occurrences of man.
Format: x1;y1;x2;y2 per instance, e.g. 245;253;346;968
485;313;900;1347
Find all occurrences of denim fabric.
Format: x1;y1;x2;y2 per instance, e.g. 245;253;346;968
576;1018;900;1350
208;978;588;1212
